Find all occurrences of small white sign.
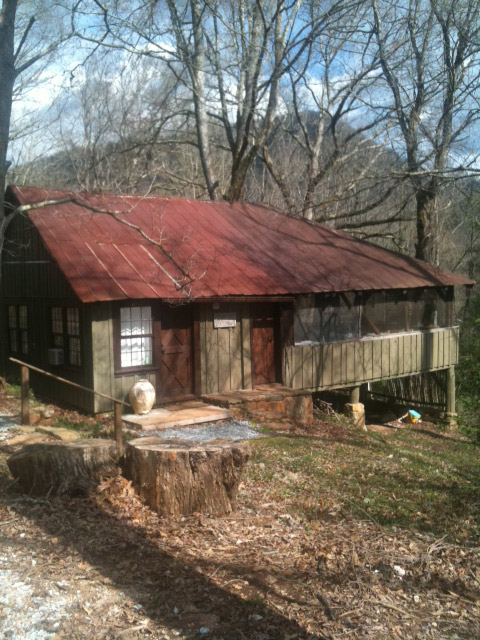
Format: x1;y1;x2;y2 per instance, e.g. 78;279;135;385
214;311;237;328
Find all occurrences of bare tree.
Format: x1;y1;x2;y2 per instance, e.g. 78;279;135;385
371;0;480;263
9;0;480;273
259;3;392;222
72;0;359;201
0;0;73;279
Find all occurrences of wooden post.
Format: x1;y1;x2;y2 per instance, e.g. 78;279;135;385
20;366;30;426
114;402;123;454
446;365;457;428
350;385;360;404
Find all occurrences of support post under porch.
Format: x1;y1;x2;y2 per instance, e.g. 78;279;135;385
349;384;368;405
350;385;360;404
445;365;457;428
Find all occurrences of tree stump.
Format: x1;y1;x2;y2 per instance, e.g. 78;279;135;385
7;439;119;497
125;437;251;517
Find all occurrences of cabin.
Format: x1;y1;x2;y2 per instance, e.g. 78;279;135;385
0;186;473;415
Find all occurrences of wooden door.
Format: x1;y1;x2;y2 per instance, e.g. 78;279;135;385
158;305;193;400
251;304;278;385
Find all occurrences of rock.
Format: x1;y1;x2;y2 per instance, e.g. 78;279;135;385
344;402;366;430
38;418;54;426
29;412;42;426
35;426;81;443
0;432;50;453
284;394;313;425
243;393;313;425
17;426;36;434
7;439;120;496
125;437;250;517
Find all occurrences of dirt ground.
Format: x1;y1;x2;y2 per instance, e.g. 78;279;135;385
1;389;479;640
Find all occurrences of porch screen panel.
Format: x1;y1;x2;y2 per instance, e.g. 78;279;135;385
294;294;360;344
294;295;322;343
321;293;360;343
361;288;454;336
120;306;153;368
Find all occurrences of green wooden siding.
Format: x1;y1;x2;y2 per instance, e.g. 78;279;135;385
284;327;460;391
1;298;93;411
90;302;157;412
1;215;93;411
2;214;77;299
199;303;253;394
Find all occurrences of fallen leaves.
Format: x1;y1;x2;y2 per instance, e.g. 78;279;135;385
1;388;479;639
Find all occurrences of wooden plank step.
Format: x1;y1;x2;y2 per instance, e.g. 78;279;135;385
122;404;232;431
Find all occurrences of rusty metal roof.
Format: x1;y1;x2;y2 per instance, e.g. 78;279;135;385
9;186;474;303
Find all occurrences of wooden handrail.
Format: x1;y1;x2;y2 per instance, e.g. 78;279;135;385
9;357;129;453
9;357;130;406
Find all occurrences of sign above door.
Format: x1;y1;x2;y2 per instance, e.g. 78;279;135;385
213;311;237;329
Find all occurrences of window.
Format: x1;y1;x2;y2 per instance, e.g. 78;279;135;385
8;305;28;355
67;308;81;366
51;307;64;347
120;306;153;368
50;307;81;366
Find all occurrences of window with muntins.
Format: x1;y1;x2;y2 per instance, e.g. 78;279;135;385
120;306;153;368
50;307;81;366
8;305;28;355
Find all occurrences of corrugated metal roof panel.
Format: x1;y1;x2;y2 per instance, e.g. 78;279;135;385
9;186;474;303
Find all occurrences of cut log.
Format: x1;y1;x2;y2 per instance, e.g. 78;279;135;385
7;439;119;497
125;437;251;517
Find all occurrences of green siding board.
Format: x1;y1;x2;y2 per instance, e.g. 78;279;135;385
2;216;76;300
91;302;116;412
284;327;460;391
1;215;93;411
1;297;93;412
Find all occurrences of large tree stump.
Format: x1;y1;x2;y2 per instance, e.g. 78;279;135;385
125;437;250;517
7;439;119;497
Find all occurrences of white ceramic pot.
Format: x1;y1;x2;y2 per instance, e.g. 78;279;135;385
129;379;156;415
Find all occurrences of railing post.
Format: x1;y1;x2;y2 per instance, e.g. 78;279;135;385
20;365;30;426
114;401;123;454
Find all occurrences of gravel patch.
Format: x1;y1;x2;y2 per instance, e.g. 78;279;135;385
135;419;263;443
0;560;69;640
0;414;19;442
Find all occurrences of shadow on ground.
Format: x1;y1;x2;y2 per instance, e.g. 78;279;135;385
1;469;325;640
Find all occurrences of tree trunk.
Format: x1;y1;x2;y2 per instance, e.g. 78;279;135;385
0;0;18;282
125;437;250;517
7;439;120;496
415;185;437;263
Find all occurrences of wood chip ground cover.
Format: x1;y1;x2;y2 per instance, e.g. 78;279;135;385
0;389;479;639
